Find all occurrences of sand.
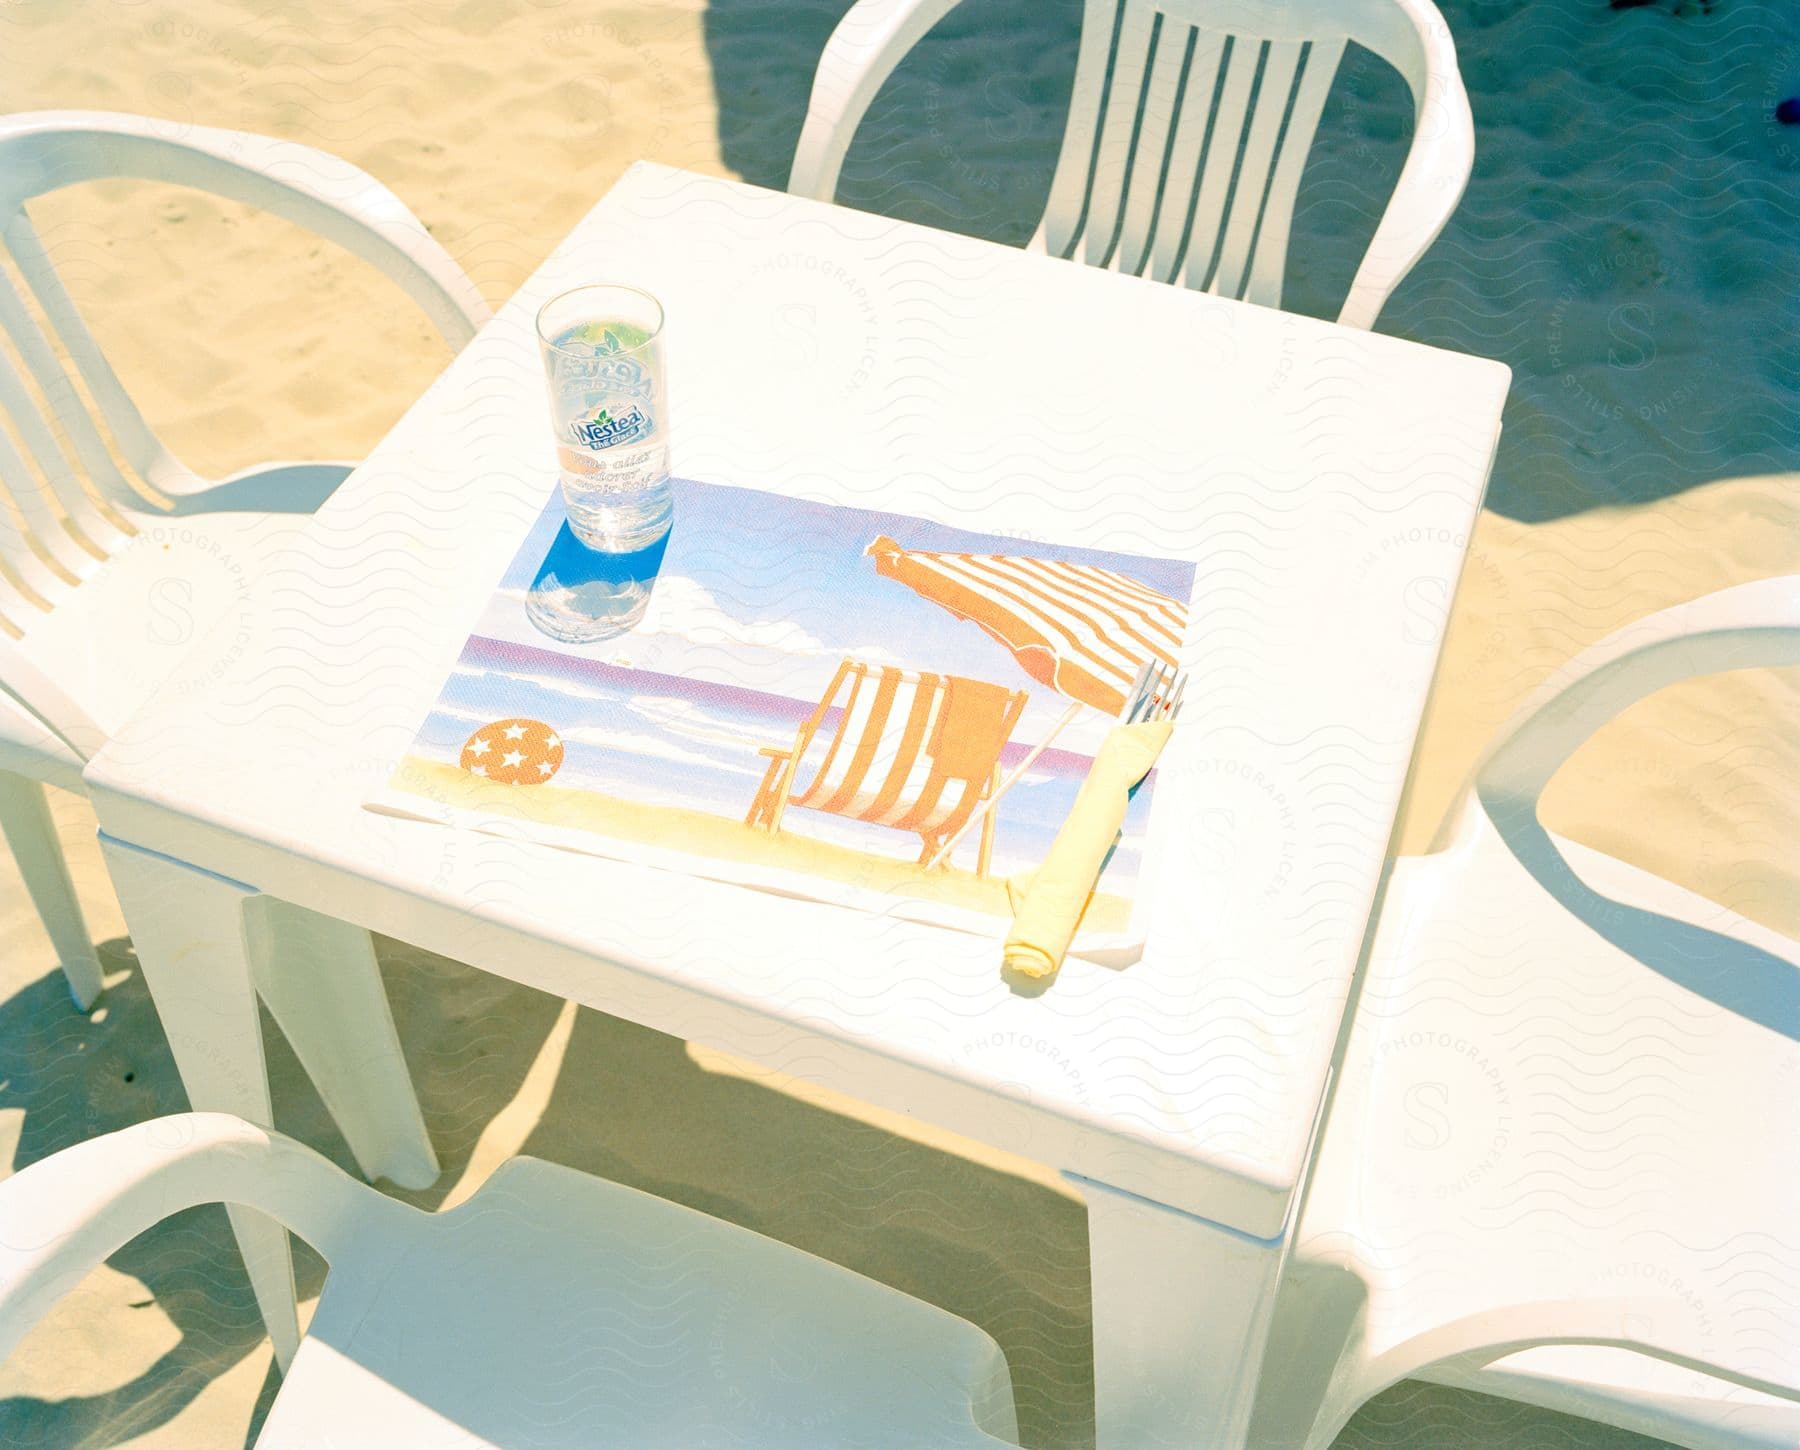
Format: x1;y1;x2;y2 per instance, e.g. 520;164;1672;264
2;0;1795;1445
383;754;1135;932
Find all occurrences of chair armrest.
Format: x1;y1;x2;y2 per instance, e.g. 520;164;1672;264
0;111;490;348
1339;1297;1800;1436
1337;1;1474;330
757;744;798;760
1437;576;1800;845
788;0;968;201
0;1113;376;1362
0;639;106;762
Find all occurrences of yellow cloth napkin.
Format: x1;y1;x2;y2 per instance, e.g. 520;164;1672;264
1003;719;1174;980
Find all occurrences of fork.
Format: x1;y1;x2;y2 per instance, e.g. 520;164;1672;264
1121;657;1187;726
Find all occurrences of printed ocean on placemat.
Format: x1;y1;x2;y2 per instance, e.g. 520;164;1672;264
373;478;1193;946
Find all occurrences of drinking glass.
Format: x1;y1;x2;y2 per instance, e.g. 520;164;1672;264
529;284;673;641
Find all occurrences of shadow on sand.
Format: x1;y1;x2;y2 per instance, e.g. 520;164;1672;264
700;0;1800;523
0;937;1093;1447
0;930;1681;1448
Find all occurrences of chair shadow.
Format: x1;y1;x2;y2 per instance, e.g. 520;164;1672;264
1488;804;1800;1041
704;0;1073;249
156;462;352;518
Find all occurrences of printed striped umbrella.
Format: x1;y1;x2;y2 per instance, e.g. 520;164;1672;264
863;535;1185;716
863;534;1189;867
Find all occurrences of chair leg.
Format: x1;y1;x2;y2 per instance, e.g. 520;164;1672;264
251;900;439;1190
977;764;1000;878
766;752;801;836
1070;1172;1285;1448
0;773;103;1009
745;757;782;828
98;837;301;1370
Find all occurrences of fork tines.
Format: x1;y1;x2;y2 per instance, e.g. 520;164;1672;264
1123;658;1186;724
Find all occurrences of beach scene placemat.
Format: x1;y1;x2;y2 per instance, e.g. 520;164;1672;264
370;477;1193;957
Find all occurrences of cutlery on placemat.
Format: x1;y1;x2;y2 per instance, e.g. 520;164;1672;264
1003;660;1186;982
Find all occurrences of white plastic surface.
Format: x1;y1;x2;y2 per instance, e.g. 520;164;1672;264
0;109;491;1007
86;160;1510;1237
83;163;1508;1445
788;0;1473;328
1253;578;1800;1449
0;1113;1019;1447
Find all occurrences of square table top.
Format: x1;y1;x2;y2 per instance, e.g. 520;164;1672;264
88;163;1510;1238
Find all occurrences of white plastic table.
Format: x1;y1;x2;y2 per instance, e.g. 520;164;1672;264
86;163;1510;1447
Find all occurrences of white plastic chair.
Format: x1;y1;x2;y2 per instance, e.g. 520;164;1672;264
0;1113;1020;1447
1251;578;1800;1449
0;110;490;1008
745;657;1028;874
788;0;1472;328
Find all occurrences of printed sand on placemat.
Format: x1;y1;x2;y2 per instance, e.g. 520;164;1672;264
389;753;1134;935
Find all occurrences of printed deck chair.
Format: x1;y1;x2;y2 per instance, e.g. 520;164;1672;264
745;659;1027;875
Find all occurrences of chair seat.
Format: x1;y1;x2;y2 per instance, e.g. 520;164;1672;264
1281;810;1800;1444
256;1157;1017;1448
5;485;337;760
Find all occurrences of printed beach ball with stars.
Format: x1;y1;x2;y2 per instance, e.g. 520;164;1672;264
460;718;564;785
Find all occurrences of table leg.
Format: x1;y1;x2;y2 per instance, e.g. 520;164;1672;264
100;837;301;1370
1068;1173;1285;1449
101;838;439;1366
253;899;438;1189
0;773;103;1009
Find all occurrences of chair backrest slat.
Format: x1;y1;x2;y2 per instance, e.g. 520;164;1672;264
1072;1;1158;271
1207;38;1305;301
1143;30;1228;284
798;661;870;805
1028;0;1435;310
795;0;1468;326
1037;0;1125;260
1111;16;1192;277
1241;36;1346;306
0;232;144;546
0;423;71;624
0;317;123;583
1172;33;1260;290
790;660;1031;839
797;660;886;809
3;210;174;498
802;665;937;819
